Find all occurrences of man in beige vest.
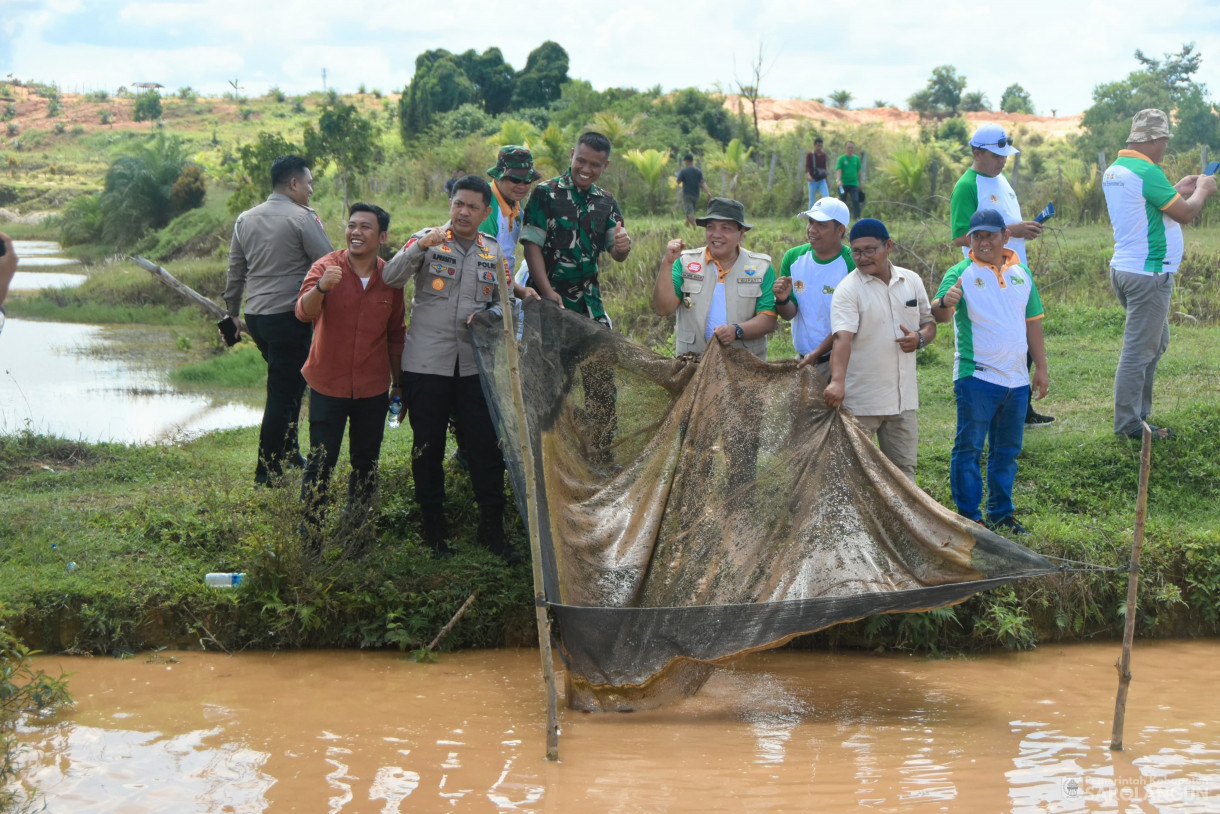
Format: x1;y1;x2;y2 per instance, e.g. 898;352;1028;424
651;198;777;359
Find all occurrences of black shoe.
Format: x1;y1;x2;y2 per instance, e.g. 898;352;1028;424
421;507;452;559
477;504;515;562
987;516;1029;536
1025;409;1056;428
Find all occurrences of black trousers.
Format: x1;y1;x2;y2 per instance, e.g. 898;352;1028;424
403;370;505;511
245;311;312;483
300;389;389;518
841;184;862;219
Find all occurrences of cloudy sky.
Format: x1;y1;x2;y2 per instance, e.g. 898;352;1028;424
3;0;1219;116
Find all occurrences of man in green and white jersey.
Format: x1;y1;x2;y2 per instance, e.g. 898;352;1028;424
932;209;1049;536
774;197;853;380
1102;109;1216;440
950;123;1053;427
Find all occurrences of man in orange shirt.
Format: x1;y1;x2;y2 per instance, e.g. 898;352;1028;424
296;203;405;543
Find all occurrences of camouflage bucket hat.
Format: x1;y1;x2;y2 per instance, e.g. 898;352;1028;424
695;197;752;230
487;145;542;182
1128;109;1172;142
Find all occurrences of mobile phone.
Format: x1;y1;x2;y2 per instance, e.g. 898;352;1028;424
0;240;6;257
1034;202;1056;224
217;316;239;346
1205;161;1219;176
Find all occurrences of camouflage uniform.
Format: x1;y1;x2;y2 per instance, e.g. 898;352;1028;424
520;169;625;322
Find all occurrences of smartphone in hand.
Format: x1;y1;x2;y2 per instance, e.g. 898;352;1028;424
1205;161;1219;176
1034;202;1056;224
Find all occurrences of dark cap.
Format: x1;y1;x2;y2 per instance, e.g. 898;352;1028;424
487;145;542;183
967;208;1007;235
695;197;752;230
849;218;890;242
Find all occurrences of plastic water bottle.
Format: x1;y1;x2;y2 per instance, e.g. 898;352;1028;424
205;572;245;588
388;396;403;428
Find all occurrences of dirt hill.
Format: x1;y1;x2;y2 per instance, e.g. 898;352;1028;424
723;95;1082;139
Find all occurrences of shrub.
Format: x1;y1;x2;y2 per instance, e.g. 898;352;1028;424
267;86;286;103
5;122;17;137
45;98;62;117
85;89;109;102
177;86;197;102
1;104;14;121
132;90;163;122
58;193;105;245
99;110;113;125
240;107;254;121
53;122;65;135
169;163;207;213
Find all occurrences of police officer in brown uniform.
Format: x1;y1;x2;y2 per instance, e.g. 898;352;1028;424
383;175;522;560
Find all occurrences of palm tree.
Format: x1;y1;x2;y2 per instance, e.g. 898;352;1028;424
710;139;753;194
533;124;571;177
829;90;853;110
488;119;540;150
621;148;671;212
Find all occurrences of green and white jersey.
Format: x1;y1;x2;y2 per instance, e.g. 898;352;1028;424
950;169;1026;265
1102;150;1183;275
935;250;1044;388
779;243;854;356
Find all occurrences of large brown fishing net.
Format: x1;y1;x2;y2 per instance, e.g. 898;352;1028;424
471;300;1056;712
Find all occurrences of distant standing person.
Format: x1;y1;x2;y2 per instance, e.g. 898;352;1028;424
0;232;15;337
295;203;405;540
225;155;333;485
1102;108;1217;440
835;141;863;219
675;154;712;227
950;123;1054;427
444;168;463;198
813;218;936;481
776;197;854;380
521;131;632;450
932;209;1049;536
805;138;829;208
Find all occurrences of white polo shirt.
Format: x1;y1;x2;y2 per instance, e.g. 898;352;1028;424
780;243;854;356
1102;150;1183;275
830;263;933;416
935;249;1045;388
950;169;1027;265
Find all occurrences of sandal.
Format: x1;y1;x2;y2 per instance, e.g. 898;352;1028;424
1123;425;1172;441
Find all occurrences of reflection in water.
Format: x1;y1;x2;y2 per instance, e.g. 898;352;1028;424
8;271;86;291
15;642;1220;812
0;319;261;443
11;240;82;269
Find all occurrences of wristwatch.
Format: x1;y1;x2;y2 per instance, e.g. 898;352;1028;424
733;323;744;340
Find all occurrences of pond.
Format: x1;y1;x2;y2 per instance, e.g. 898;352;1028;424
2;241;261;444
14;640;1220;812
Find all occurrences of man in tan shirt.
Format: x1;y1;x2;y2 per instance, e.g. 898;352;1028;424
821;218;935;481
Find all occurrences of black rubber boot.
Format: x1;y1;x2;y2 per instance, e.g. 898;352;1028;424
477;504;515;563
421;506;452;559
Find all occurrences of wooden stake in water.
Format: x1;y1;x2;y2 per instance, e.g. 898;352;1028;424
1110;421;1152;751
492;274;560;761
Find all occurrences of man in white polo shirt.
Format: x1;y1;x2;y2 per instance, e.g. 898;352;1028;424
819;218;936;482
1103;108;1216;440
774;197;853;380
950;122;1054;428
932;209;1049;536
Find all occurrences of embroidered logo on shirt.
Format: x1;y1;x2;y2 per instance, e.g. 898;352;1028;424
989;195;999;203
431;278;446;291
793;280;806;293
430;263;446;275
1010;274;1026;285
687;262;702;273
974;277;987;288
743;265;759;276
822;285;835;295
483;285;493;296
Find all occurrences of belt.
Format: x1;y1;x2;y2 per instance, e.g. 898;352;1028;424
814;353;831;364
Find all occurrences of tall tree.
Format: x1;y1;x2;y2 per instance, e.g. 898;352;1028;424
960;90;990;112
459;47;516;115
513;41;570;108
829;90;853;110
908;65;967;119
304;102;377;208
999;84;1035;114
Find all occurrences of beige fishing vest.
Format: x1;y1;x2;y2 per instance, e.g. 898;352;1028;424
675;247;770;359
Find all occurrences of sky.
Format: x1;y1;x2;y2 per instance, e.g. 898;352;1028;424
3;0;1220;116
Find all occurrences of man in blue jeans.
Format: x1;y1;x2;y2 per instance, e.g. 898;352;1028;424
932;209;1049;535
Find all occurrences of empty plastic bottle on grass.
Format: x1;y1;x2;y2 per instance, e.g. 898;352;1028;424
205;572;245;588
388;396;403;428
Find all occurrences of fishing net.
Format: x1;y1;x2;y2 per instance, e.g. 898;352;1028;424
471;300;1056;712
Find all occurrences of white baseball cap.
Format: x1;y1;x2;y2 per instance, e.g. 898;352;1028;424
969;123;1020;157
798;197;850;228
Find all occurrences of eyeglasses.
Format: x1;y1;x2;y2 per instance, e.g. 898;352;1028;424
850;243;887;258
503;176;531;185
977;137;1014;149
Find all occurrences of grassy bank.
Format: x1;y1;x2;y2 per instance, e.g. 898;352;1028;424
3;216;1220;658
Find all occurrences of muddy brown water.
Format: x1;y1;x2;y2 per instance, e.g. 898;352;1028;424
15;641;1220;812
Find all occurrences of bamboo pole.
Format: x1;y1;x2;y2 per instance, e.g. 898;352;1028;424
492;269;560;760
130;255;227;320
1110;421;1152;750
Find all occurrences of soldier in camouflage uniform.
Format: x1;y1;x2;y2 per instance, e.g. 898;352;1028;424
521;131;632;449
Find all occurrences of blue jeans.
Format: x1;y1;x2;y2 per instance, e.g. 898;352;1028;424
808;178;829;207
950;377;1029;523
